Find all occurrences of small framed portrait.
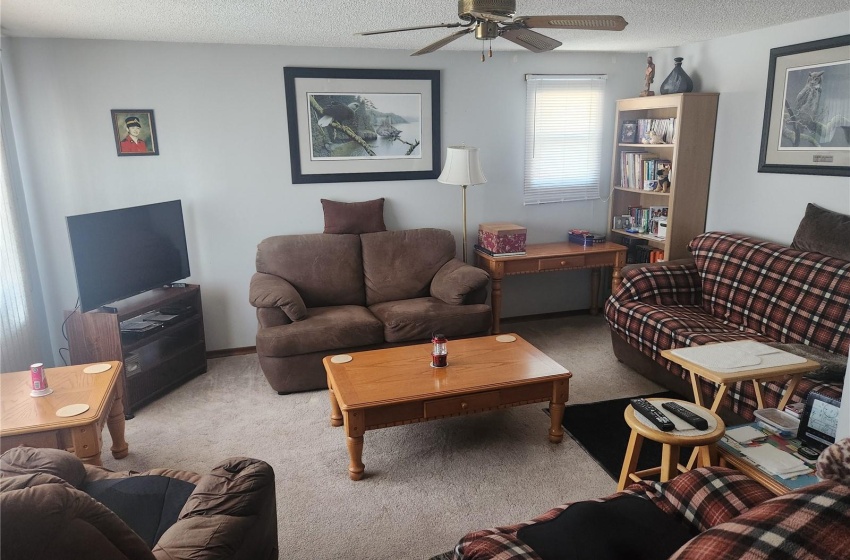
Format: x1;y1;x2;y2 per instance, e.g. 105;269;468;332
111;110;159;156
620;120;638;144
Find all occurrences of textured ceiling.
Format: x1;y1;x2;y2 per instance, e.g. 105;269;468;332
2;1;848;54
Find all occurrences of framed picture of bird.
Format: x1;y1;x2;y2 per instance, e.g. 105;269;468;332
284;67;441;184
758;34;850;176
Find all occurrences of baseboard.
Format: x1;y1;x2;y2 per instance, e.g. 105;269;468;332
501;308;593;324
207;346;257;358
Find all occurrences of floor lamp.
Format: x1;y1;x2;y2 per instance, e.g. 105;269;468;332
437;145;487;262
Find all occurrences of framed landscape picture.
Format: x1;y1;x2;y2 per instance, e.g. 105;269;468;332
284;67;441;184
111;110;158;156
758;34;850;176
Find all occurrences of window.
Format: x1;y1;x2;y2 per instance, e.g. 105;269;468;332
524;74;606;205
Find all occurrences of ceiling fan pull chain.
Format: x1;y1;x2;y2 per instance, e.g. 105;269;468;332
489;40;493;58
481;42;485;62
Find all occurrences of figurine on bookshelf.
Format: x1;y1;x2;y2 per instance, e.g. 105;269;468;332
640;56;655;97
654;164;671;193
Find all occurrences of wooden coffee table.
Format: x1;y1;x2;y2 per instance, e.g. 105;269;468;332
323;334;571;480
0;361;128;465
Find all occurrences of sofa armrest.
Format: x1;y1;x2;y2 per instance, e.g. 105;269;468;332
249;272;307;321
154;457;278;559
612;259;702;306
431;259;490;305
0;474;154;560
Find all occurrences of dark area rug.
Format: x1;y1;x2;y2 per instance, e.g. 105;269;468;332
560;391;694;481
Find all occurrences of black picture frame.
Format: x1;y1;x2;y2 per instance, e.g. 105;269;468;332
111;110;159;156
283;67;441;184
758;34;850;176
620;120;638;143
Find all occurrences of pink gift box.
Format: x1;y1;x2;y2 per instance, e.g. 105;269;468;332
477;223;527;254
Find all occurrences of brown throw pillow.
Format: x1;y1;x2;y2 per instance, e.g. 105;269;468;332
321;198;386;234
790;203;850;261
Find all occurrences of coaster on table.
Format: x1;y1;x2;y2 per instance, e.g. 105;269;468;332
331;354;353;364
496;335;517;343
83;363;112;374
30;387;54;398
56;403;90;417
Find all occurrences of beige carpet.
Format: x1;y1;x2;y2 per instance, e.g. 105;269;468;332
101;314;660;559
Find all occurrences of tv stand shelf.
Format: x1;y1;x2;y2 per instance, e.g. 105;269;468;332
66;284;207;417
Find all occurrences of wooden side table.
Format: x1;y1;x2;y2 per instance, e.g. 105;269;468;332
475;241;627;334
618;398;724;491
0;362;128;466
661;345;820;414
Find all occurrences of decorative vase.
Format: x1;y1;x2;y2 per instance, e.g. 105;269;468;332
660;57;694;94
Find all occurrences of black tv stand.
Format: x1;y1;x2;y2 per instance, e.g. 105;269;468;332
66;284;207;417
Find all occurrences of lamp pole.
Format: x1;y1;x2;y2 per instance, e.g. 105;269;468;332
461;183;469;262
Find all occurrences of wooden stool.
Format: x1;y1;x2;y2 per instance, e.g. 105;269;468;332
617;398;725;491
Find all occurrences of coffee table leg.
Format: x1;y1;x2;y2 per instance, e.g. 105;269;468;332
107;383;129;459
548;379;568;443
70;423;103;466
344;410;365;480
328;373;343;427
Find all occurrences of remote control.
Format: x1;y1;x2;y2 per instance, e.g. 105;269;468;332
630;398;675;431
662;401;708;430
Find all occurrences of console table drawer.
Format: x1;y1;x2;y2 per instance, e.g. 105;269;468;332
539;256;585;271
424;391;501;418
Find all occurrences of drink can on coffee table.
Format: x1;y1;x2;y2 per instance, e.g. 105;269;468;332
30;363;48;391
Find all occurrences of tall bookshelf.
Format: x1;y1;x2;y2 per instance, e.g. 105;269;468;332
608;93;719;261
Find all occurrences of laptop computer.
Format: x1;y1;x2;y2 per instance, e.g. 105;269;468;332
797;392;841;452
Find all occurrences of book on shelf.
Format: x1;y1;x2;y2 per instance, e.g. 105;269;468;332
474;244;526;257
636;118;676;144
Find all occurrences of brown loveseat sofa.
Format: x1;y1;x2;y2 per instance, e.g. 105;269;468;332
250;228;492;393
0;446;278;559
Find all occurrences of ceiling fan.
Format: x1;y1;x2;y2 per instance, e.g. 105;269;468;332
357;0;627;59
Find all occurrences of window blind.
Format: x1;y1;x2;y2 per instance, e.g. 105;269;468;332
524;74;606;205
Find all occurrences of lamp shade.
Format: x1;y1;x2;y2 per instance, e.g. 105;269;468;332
437;146;487;186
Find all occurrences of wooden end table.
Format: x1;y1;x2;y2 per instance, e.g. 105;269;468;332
1;361;129;465
323;334;571;480
660;345;820;414
475;241;627;334
661;342;819;470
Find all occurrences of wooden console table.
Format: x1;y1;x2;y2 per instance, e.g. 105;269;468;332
475;241;627;334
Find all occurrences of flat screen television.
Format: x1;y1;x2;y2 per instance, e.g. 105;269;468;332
67;200;191;312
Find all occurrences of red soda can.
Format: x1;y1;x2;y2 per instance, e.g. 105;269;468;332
30;363;48;391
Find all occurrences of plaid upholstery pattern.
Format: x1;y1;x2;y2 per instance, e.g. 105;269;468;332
451;468;773;560
689;232;850;354
669;481;850;560
605;232;848;421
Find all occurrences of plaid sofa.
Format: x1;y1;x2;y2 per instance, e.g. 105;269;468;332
444;448;850;560
604;232;849;421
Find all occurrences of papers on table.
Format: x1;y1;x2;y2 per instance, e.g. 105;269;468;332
738;442;812;479
727;425;768;444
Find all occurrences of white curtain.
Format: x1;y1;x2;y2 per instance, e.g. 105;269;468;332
0;117;43;372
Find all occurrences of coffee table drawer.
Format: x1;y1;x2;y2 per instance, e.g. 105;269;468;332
424;391;501;418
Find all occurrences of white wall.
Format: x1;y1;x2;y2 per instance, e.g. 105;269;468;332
650;11;850;244
1;39;644;357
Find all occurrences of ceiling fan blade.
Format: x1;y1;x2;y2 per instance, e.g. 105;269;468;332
411;28;474;56
517;15;628;31
357;22;464;36
499;28;562;53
